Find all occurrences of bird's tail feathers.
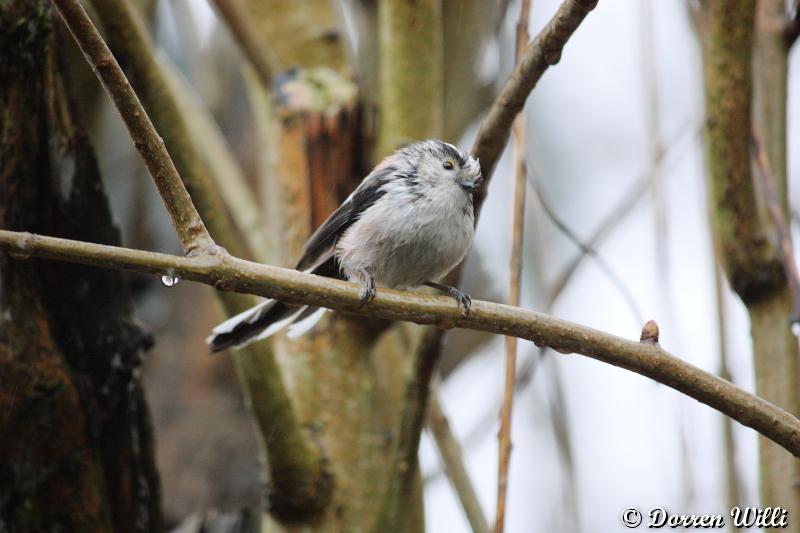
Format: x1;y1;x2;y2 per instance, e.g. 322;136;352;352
285;307;327;338
206;299;328;352
207;257;338;352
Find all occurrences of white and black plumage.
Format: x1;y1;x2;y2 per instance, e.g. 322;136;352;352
207;140;482;352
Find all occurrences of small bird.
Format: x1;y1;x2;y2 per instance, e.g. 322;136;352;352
206;140;482;352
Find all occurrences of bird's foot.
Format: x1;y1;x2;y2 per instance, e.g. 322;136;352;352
424;281;471;316
446;287;472;316
359;274;376;306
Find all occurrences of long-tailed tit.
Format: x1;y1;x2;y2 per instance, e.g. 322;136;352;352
207;140;482;352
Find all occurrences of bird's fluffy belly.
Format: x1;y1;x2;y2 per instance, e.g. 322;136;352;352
336;197;474;288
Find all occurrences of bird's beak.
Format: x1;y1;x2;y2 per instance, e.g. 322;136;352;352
458;179;477;192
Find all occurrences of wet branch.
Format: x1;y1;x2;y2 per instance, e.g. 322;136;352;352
4;229;800;461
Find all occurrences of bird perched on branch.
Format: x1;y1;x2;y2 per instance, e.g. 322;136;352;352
207;140;482;352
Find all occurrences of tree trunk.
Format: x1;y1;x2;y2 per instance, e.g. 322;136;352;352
700;0;800;519
0;2;161;532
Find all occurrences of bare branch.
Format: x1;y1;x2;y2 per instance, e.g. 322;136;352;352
704;0;781;300
530;171;643;324
471;0;598;193
51;0;213;253
495;1;531;531
546;125;695;307
713;262;744;510
4;229;800;461
428;389;490;533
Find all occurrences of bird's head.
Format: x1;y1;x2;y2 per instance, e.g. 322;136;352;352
398;140;482;195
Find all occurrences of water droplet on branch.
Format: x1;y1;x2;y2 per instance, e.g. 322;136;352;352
161;273;180;287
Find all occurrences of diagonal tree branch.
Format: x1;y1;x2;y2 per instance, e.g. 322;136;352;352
53;0;332;521
51;0;213;254
531;170;643;323
428;388;490;533
471;0;598;195
400;1;601;524
4;229;800;462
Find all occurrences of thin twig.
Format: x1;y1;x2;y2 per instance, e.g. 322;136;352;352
51;0;213;254
428;388;490;533
546;124;695;307
640;0;682;349
752;131;800;326
495;1;531;531
399;1;596;522
4;230;800;460
531;170;644;324
454;126;694;464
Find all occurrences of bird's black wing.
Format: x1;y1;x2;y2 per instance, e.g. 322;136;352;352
296;164;396;271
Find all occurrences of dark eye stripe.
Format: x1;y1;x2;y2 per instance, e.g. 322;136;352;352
440;142;468;168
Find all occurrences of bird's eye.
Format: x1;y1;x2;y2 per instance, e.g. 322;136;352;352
442;160;454;170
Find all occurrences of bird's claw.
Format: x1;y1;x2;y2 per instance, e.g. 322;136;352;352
359;277;376;306
448;287;471;316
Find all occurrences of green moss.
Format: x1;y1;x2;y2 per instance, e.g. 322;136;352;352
0;0;52;80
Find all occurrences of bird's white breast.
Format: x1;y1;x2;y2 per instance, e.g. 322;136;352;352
335;181;474;289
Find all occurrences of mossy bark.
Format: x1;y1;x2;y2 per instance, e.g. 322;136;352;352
701;0;800;518
0;2;160;531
